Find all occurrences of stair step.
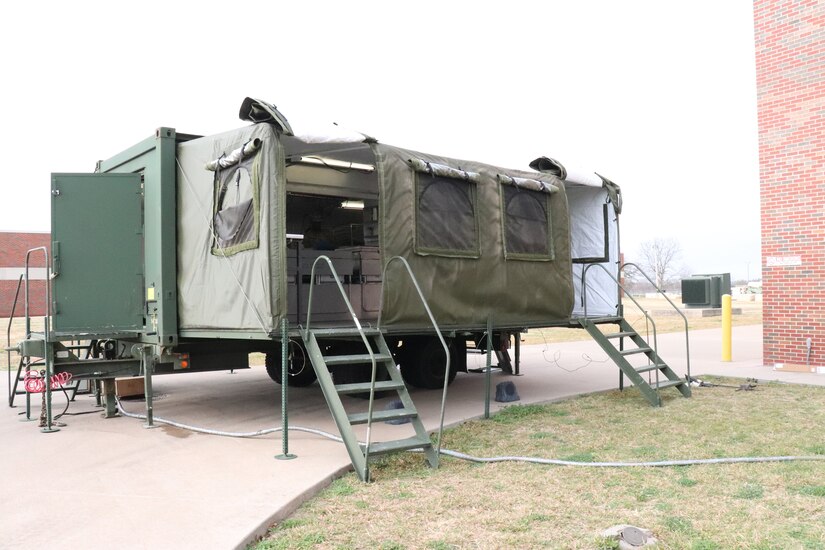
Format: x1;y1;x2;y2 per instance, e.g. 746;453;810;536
335;380;406;395
310;327;381;338
605;331;637;339
653;379;686;390
348;408;418;425
619;347;652;356
635;363;668;373
583;316;624;324
364;436;432;455
324;353;393;366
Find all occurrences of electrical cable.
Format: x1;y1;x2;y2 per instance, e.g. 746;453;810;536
114;399;825;469
54;385;71;420
536;329;608;373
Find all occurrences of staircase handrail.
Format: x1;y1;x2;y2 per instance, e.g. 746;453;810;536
7;274;23;406
378;256;450;460
24;247;51;341
303;255;380;471
620;262;691;381
582;263;661;395
24;247;54;426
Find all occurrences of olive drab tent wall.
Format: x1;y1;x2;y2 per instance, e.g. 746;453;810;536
176;123;287;335
374;144;574;329
172;111;621;337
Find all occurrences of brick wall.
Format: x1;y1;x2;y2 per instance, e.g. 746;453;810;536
755;0;825;368
0;232;50;317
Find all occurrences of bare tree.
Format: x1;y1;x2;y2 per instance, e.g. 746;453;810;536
637;238;682;289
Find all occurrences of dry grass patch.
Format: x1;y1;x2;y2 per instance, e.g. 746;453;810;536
254;377;825;550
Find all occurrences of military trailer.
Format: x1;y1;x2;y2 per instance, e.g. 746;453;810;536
10;98;690;480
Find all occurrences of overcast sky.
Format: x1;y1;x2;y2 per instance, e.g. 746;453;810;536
0;1;760;280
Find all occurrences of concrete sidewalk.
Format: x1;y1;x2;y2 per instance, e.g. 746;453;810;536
1;324;822;549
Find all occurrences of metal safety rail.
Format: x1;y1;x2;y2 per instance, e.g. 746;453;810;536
303;255;437;481
580;262;690;406
304;255;380;472
621;262;691;382
7;247;62;429
7;274;23;406
378;255;451;460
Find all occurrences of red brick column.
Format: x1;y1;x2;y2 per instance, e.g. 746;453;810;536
755;0;825;368
0;232;51;317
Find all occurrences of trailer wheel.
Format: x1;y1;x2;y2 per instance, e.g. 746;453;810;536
400;336;457;389
265;341;317;387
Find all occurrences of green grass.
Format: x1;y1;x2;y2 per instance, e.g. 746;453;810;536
252;377;825;549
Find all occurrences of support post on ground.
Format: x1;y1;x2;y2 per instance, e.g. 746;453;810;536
276;318;296;460
41;341;59;433
20;362;35;422
101;378;118;418
142;346;156;428
722;294;732;362
484;317;492;419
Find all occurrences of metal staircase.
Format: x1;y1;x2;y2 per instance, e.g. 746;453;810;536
580;262;692;407
302;255;447;482
579;318;690;406
303;328;438;482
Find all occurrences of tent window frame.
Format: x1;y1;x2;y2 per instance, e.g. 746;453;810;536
210;145;262;257
499;183;554;261
571;203;610;264
413;170;480;259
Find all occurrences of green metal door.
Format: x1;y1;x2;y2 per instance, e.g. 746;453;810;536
51;173;144;335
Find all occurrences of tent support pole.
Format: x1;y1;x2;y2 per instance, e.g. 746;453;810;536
484;317;492;419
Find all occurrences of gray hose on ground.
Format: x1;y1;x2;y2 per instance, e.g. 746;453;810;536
116;399;344;442
436;449;825;467
116;400;825;468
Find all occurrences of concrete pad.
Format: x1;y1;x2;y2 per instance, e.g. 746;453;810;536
1;324;822;549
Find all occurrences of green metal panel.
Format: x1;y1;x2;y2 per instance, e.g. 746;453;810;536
51;173;144;335
97;128;180;346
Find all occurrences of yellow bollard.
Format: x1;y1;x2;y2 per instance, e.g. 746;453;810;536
722;294;732;362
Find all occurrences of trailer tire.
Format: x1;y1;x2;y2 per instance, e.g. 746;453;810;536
400;336;457;390
265;342;317;387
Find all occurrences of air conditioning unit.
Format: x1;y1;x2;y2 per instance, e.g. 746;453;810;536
681;277;713;308
681;273;731;308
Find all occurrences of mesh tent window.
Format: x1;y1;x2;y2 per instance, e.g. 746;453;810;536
498;175;557;261
410;159;480;258
208;139;262;256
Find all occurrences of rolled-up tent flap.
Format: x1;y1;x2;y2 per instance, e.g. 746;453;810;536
497;174;559;194
408;158;480;182
238;97;294;136
530;156;603;187
205;138;262;171
528;156;567;179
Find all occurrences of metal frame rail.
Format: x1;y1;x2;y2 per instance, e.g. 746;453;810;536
7;275;23;407
303;255;380;466
582;263;659;392
378;256;451;458
22;247;59;431
581;262;690;401
621;262;691;382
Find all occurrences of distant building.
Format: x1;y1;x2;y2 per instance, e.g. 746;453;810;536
755;1;824;369
0;232;50;317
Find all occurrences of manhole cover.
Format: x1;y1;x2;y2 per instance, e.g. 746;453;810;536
620;526;647;546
